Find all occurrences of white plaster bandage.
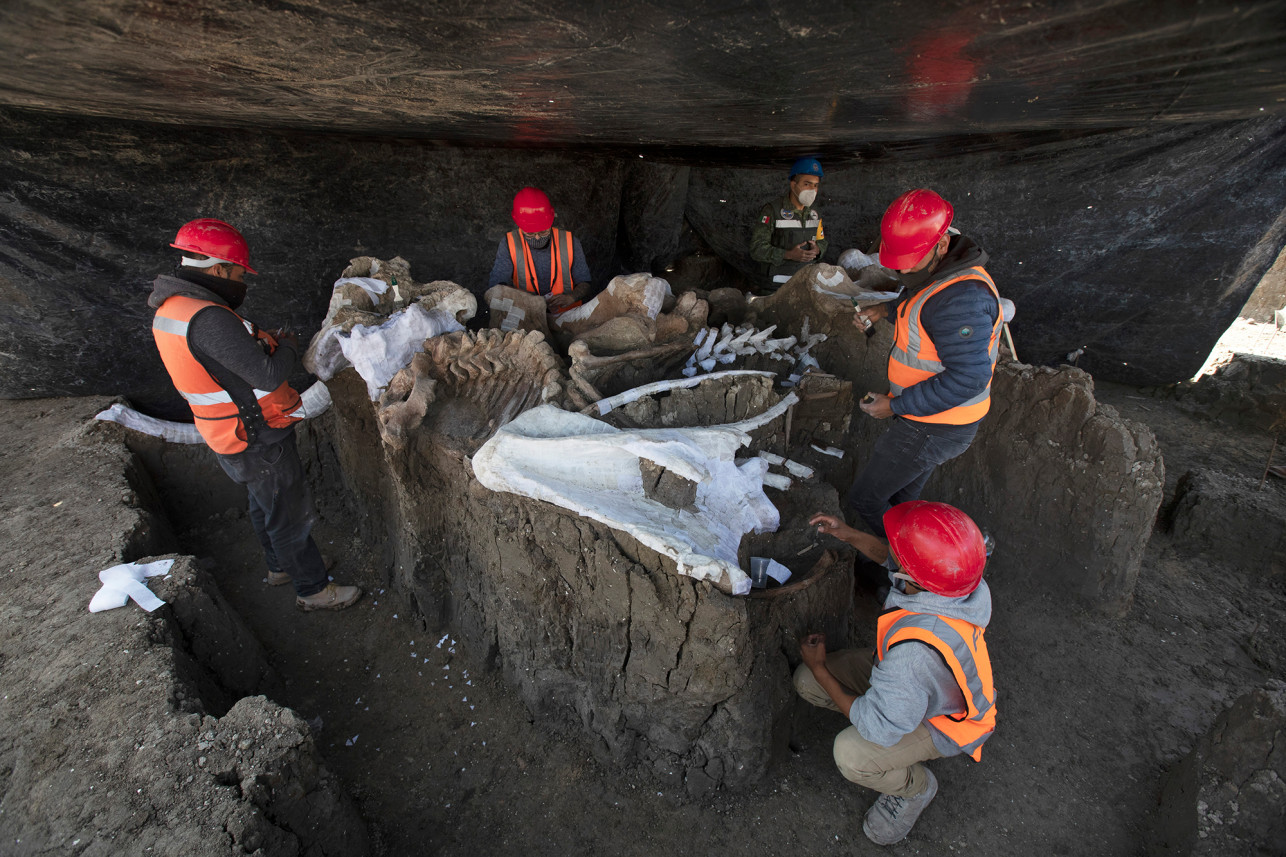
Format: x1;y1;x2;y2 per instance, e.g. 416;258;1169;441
88;559;174;613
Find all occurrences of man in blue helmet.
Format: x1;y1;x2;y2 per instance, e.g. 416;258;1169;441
749;157;828;293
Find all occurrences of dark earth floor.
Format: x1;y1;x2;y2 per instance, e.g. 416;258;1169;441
1;357;1282;855
175;377;1286;855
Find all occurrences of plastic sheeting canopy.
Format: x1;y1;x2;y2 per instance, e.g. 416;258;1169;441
0;1;1283;149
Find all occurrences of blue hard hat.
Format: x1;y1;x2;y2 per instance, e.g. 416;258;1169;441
790;157;824;179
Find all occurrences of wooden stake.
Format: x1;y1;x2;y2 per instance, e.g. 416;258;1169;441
1002;323;1019;363
1259;433;1278;491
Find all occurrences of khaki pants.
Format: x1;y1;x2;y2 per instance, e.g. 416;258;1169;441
793;649;942;798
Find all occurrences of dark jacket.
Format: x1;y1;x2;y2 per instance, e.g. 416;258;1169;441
148;271;298;448
889;235;999;420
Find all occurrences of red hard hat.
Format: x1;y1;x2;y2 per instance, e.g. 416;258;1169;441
878;189;953;270
883;501;985;597
512;187;555;232
170;218;257;274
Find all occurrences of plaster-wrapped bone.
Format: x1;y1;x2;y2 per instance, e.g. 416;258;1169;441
838;248;878;274
339;303;466;400
304;256;477;383
552;275;709;361
473;392;799;595
782;459;814;479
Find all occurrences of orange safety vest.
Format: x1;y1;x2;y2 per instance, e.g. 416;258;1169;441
504;228;581;312
876;608;996;761
887;266;1001;425
151;295;304;455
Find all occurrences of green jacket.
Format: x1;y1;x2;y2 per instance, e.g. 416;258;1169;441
749;194;828;288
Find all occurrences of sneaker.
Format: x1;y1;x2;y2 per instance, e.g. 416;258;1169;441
295;583;362;612
862;768;938;846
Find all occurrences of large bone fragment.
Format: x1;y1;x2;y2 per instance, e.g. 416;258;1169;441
485;284;550;337
586;370;777;416
553;272;673;337
375;328;568;449
566;337;698;405
304;256;477;385
473;401;798;595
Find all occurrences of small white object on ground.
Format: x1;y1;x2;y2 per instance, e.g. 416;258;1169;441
782;459;814;479
762;472;791;491
749;557;792;588
810;444;845;458
88;559;173;613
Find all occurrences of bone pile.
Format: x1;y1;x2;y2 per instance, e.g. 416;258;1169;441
681;316;827;383
303;256;478;399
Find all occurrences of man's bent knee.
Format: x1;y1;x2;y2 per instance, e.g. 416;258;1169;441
833;726;888;779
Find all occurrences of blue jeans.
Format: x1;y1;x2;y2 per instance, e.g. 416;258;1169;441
216;430;329;597
846;417;980;538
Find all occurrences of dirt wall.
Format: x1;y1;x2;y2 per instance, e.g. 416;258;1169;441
0;398;370;856
751;279;1165;615
930;364;1165;614
1150;680;1286;856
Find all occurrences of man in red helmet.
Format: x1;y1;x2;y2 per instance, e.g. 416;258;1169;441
487;187;594;317
149;218;362;612
798;502;996;846
848;189;1001;554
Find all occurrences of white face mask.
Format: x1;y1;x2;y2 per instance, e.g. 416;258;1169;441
797;188;817;207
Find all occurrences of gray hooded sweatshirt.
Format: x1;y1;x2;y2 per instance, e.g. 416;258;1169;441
849;577;993;757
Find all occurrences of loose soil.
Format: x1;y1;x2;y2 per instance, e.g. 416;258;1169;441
1;328;1283;855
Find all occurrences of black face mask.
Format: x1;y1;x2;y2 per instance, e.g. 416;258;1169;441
176;267;247;309
895;245;942;292
524;233;552;250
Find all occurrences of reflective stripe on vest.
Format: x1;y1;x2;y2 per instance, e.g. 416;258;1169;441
152;295;302;455
887;266;1001;425
876;608;996;761
506;228;574;296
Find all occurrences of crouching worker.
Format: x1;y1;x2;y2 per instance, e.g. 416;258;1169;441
150;218;361;612
795;501;995;846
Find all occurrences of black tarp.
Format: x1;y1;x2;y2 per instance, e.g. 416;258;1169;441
1;1;1285;414
3;1;1284;147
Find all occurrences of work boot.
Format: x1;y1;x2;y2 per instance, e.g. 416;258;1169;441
862;768;938;846
296;583;362;612
267;554;333;587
